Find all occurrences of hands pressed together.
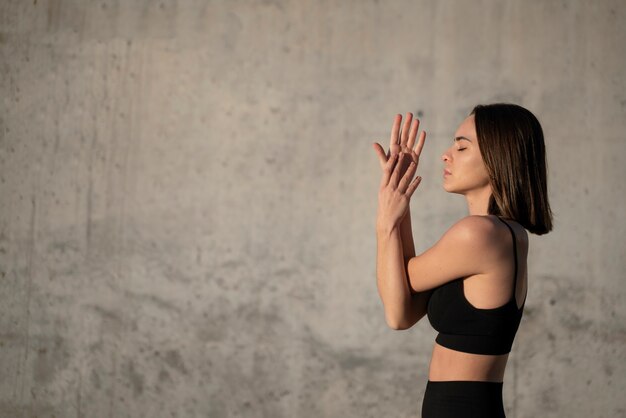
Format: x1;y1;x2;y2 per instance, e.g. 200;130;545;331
372;112;427;232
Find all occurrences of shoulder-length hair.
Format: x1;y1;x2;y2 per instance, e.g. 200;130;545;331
471;103;553;235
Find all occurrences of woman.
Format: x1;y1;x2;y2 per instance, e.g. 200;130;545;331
373;103;553;418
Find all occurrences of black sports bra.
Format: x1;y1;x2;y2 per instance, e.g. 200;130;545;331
426;216;527;355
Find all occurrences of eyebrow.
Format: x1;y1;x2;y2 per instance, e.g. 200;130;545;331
454;136;472;142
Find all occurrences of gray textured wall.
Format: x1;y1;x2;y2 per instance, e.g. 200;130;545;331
1;1;625;417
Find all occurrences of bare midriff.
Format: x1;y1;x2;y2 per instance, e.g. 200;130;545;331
428;342;509;382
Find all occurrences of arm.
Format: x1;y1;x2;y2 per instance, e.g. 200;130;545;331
399;210;416;262
376;221;426;330
373;112;430;329
406;216;497;292
399;209;434;319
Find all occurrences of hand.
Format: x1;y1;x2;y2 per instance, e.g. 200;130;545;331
376;152;423;232
373;113;426;230
372;112;427;181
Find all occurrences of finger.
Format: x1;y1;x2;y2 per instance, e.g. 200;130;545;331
372;142;388;169
389;153;408;189
397;160;417;193
379;153;399;188
407;118;420;150
406;175;423;198
414;130;427;157
389;114;402;150
387;153;404;189
400;112;413;147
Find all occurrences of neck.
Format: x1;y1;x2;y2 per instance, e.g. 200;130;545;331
465;185;492;216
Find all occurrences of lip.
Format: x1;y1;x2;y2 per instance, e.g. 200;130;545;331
443;169;452;176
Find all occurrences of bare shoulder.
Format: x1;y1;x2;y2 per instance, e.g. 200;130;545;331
406;215;505;292
445;215;501;247
444;215;516;261
466;215;530;259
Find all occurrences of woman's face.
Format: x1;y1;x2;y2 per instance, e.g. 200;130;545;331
441;114;491;195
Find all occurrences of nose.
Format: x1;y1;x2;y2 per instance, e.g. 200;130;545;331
441;149;451;162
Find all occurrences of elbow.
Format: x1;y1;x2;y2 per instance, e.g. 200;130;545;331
385;315;412;331
385;305;426;330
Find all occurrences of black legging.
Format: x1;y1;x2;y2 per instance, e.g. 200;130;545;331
421;380;506;418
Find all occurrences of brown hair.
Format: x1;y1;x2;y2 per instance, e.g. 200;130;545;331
471;103;553;235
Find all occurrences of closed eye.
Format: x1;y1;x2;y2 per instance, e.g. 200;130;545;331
458;148;466;151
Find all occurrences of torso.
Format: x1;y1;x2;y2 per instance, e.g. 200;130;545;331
428;344;510;382
428;216;529;382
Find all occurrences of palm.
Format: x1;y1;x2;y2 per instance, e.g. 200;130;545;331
374;112;426;180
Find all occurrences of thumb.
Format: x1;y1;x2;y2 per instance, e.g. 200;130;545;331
372;142;388;168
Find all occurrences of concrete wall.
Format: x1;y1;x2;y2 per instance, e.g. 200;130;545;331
1;1;624;417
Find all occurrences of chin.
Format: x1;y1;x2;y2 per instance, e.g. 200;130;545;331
442;182;466;195
442;181;455;193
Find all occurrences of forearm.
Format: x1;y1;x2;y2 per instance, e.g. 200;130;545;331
376;223;414;329
399;209;416;264
400;213;434;317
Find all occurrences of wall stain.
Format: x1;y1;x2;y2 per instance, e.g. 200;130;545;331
122;360;145;397
164;349;188;375
33;335;69;385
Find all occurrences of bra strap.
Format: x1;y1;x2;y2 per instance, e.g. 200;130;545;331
495;216;518;297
